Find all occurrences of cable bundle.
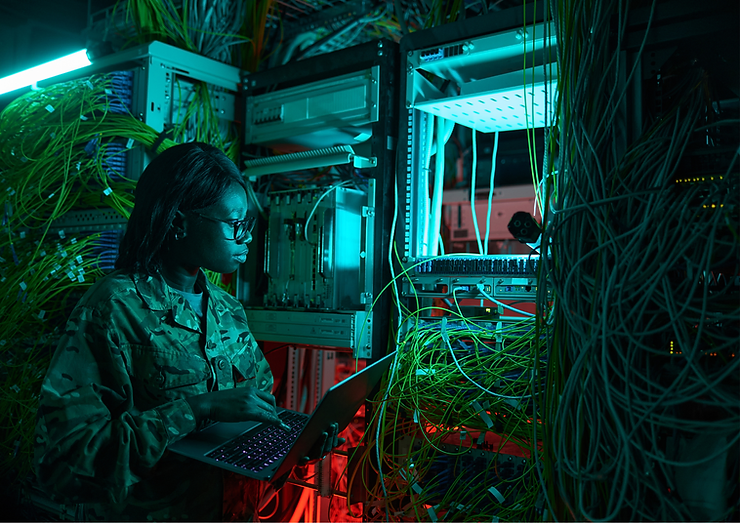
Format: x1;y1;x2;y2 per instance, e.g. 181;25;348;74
348;311;548;521
0;73;178;482
542;0;740;520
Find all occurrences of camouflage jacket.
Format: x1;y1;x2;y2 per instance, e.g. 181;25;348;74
34;270;273;521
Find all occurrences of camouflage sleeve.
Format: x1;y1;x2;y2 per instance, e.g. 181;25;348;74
33;304;197;505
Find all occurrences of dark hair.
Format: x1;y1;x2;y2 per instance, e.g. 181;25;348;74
115;142;246;275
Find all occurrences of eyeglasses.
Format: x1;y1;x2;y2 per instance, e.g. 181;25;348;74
191;212;255;241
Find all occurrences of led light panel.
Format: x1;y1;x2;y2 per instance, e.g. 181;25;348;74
413;65;557;132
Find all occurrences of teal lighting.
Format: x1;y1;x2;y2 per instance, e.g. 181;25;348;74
0;49;91;96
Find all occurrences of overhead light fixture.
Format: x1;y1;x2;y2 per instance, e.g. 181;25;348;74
0;49;91;96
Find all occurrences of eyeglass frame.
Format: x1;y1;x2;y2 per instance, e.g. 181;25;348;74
190;212;255;241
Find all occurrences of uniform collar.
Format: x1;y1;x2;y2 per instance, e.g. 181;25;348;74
134;270;212;333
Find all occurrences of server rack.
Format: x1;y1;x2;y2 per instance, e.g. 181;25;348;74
238;39;398;361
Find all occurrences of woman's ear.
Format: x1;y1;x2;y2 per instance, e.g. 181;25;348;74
171;210;187;240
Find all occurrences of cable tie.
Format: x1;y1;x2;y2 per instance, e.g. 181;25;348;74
488;486;505;503
45;104;55;112
150;128;172;154
103;187;113;196
427;505;438;522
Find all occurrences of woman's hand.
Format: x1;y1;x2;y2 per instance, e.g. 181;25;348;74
185;388;290;431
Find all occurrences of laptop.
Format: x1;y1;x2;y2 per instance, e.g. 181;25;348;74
170;351;396;484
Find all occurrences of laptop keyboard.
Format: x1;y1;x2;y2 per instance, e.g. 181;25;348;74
206;410;308;472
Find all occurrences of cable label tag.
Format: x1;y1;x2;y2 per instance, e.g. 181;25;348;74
488;486;506;503
472;400;493;428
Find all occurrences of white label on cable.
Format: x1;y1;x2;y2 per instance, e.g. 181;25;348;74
45;105;55;112
488;486;505;503
126;138;135;149
411;483;422;495
413;410;418;423
473;400;493;428
427;505;438;522
504;398;521;410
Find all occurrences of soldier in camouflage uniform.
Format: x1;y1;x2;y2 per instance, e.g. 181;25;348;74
33;143;338;521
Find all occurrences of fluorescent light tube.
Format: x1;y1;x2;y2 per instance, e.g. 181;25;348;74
0;49;91;96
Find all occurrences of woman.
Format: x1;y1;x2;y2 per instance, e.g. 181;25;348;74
34;143;336;521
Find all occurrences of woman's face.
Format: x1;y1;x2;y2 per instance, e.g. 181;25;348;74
180;181;252;275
